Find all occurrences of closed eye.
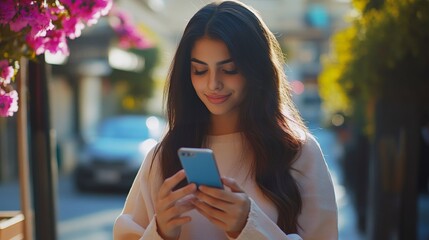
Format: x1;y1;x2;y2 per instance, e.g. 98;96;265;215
223;69;238;74
193;69;208;75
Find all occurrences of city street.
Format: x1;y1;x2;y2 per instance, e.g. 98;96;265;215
55;176;126;240
2;0;427;239
0;127;364;240
0;174;126;240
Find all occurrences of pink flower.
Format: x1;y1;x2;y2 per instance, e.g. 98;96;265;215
62;0;113;25
45;4;83;39
62;17;85;39
111;10;152;49
0;60;14;85
8;1;54;38
0;90;19;117
28;10;54;38
9;1;40;32
26;30;69;56
26;34;46;55
43;30;69;55
117;29;152;49
45;4;63;21
0;0;17;24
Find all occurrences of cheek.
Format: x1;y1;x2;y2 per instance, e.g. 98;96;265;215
191;77;204;96
229;76;246;91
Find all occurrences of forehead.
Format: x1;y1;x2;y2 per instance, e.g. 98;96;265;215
191;37;232;63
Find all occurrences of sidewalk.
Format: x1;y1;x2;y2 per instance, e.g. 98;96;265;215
0;175;124;240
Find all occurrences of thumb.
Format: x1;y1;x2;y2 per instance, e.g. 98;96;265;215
221;177;244;193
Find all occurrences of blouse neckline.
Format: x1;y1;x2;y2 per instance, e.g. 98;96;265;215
205;132;244;144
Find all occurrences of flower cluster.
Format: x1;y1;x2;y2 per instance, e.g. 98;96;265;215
0;0;113;117
0;88;18;117
109;9;152;50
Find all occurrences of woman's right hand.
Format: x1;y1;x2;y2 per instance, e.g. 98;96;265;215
155;169;197;240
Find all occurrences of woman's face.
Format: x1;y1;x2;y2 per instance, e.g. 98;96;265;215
190;37;246;117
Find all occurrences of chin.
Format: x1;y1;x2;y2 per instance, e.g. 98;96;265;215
206;106;238;117
207;109;227;116
204;106;225;115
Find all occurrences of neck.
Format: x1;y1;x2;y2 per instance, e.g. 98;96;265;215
209;112;240;135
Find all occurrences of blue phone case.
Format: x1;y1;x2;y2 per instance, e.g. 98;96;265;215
178;147;223;188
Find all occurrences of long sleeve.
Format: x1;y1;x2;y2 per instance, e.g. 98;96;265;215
292;134;338;240
231;199;302;240
113;148;164;240
227;133;337;240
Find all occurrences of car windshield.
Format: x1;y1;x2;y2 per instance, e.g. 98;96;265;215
98;116;150;139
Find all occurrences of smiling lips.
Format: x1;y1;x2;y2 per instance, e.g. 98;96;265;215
205;93;231;104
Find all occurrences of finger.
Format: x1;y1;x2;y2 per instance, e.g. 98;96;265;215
198;185;231;201
195;205;226;230
158;170;186;198
193;198;226;223
158;183;196;212
167;215;192;227
158;214;192;235
195;190;229;211
157;201;195;228
168;183;197;204
199;184;240;204
196;190;250;220
221;177;244;193
165;201;196;219
175;194;197;207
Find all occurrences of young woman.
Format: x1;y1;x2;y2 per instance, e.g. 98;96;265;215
114;1;337;239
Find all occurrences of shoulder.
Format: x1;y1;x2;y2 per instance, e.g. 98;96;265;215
140;144;163;183
291;132;327;178
301;133;323;159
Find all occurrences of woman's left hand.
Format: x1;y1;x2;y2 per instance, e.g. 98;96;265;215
192;177;251;238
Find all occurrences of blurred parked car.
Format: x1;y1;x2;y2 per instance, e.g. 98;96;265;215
74;115;166;191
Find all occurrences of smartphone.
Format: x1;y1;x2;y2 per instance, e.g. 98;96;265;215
177;147;223;189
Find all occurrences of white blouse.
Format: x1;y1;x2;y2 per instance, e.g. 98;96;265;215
113;132;338;240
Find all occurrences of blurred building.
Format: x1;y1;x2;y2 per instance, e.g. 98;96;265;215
0;0;352;178
118;0;351;125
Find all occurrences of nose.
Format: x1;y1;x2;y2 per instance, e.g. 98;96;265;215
208;70;222;91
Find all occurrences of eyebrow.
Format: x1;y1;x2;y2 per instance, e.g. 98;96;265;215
190;58;234;66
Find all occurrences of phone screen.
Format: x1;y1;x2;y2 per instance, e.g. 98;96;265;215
178;147;223;189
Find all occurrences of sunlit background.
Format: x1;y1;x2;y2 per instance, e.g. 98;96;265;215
1;0;428;240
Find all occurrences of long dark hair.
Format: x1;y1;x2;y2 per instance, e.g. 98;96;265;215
154;0;307;234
